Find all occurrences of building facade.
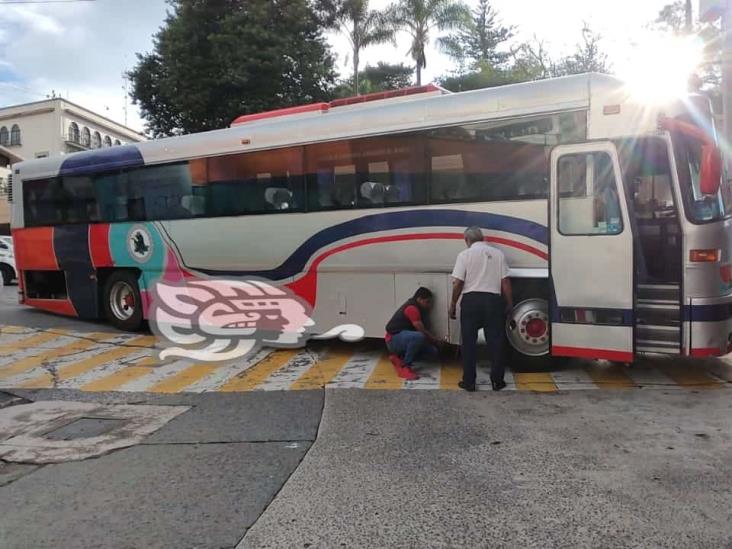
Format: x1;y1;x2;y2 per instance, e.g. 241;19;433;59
0;98;144;161
0;98;144;229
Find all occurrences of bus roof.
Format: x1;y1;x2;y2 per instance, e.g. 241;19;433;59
15;73;628;180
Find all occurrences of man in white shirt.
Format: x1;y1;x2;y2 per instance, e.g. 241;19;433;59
449;226;513;392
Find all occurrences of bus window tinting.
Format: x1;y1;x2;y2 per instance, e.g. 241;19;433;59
21;112;587;226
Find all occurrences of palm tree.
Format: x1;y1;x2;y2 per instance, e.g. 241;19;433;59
390;0;470;85
335;0;396;95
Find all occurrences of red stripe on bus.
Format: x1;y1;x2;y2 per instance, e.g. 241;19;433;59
288;232;548;306
25;298;77;317
552;345;633;362
689;347;722;357
12;227;58;270
89;224;113;268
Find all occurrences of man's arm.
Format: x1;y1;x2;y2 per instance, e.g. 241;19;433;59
404;306;440;343
449;278;464;319
501;277;513;313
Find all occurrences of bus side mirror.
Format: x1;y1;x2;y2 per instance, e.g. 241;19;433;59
700;145;722;195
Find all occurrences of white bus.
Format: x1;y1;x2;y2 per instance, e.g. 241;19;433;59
9;73;732;363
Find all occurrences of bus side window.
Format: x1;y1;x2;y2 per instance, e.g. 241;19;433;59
558;152;622;235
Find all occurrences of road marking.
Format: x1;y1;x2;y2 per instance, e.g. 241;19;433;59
514;372;557;392
148;363;221;393
365;354;404;390
258;350;320;391
20;335;154;388
327;349;381;388
184;349;273;393
439;359;463;390
655;362;723;388
0;333;115;382
219;349;298;392
0;325;34;335
0;330;69;354
82;364;157;392
583;362;637;389
291;347;354;390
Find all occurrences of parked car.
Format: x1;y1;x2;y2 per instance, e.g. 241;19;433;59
0;237;16;285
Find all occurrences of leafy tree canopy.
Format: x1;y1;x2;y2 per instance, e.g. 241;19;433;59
334;62;414;96
129;0;336;137
440;0;513;71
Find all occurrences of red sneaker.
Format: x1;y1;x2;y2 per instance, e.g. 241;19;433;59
399;365;419;381
389;354;405;373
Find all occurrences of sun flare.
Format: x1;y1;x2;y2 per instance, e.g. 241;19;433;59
619;34;705;103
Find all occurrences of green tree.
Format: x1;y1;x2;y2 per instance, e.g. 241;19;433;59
332;0;396;95
390;0;470;85
438;61;515;92
129;0;336;137
652;1;721;96
553;25;611;76
440;0;513;71
334;62;414;96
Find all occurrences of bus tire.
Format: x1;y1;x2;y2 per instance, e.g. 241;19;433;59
103;271;143;331
0;264;14;286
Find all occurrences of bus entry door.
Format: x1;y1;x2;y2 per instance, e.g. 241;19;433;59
549;142;634;362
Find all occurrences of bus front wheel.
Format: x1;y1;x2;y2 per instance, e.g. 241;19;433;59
103;271;143;331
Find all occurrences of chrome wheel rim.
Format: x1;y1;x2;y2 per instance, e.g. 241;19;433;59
506;298;550;357
109;280;136;321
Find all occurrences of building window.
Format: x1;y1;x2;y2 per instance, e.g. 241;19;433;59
0;127;8;146
10;125;20;146
81;127;91;147
68;122;80;144
114;139;121;146
92;131;101;149
103;136;112;148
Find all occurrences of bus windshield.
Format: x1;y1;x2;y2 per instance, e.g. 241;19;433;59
672;128;732;224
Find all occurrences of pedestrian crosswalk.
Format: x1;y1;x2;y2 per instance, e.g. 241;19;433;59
0;325;727;394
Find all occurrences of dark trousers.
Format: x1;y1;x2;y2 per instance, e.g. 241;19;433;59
460;292;505;385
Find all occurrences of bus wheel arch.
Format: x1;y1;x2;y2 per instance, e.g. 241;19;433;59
100;269;144;331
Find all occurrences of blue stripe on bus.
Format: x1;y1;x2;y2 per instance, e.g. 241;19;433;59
683;303;732;322
59;145;144;177
196;209;548;280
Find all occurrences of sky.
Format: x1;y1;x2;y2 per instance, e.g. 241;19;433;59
0;0;683;134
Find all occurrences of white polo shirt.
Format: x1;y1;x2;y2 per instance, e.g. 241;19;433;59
451;242;509;294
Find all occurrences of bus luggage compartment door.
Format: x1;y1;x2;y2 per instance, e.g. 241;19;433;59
549;142;634;362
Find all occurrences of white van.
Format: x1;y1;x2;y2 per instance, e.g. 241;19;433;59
0;236;16;285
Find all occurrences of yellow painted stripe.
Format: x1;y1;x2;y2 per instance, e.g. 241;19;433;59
584;363;637;389
291;347;354;390
439;359;463;390
514;372;557;392
21;335;152;388
0;332;114;381
0;325;33;334
0;330;69;353
148;363;220;393
656;363;722;389
82;365;156;392
365;354;404;390
134;355;160;366
219;350;297;392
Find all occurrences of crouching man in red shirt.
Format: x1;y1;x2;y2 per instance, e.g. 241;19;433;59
385;287;441;380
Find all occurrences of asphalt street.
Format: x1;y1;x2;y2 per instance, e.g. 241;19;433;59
1;284;731;548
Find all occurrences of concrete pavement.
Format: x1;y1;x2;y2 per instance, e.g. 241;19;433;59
242;389;732;548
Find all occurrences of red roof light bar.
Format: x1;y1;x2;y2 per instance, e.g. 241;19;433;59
329;83;447;108
230;83;448;127
232;103;330;126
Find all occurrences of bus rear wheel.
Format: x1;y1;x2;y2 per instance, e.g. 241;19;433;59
103;271;143;331
505;298;553;371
